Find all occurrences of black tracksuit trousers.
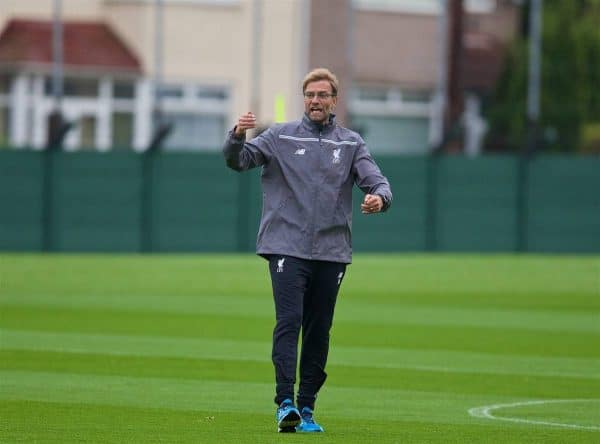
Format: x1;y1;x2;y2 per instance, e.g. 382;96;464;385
268;255;346;411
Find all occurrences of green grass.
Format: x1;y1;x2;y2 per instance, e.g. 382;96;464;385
0;254;599;443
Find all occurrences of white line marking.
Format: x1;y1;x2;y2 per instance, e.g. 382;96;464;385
468;399;600;431
278;135;319;142
321;138;357;146
278;134;357;146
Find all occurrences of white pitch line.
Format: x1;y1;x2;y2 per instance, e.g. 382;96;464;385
469;399;600;431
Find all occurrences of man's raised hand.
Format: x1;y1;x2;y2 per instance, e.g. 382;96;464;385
234;112;257;137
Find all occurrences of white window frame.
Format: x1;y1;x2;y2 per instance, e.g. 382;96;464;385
157;81;230;151
5;73;139;151
4;73;229;151
160;82;229;115
349;86;432;118
349;85;436;152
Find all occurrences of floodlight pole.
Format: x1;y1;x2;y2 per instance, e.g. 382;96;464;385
426;0;454;251
250;0;262;117
153;0;164;133
445;0;464;139
47;0;71;150
235;0;263;252
517;0;543;252
141;0;166;253
527;0;542;151
431;0;449;150
42;0;65;252
51;0;64;111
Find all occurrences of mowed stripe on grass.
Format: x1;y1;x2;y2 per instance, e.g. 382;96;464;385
2;291;598;333
8;400;591;444
3;369;599;428
1;305;597;357
2;329;599;379
1;254;599;443
2;348;599;399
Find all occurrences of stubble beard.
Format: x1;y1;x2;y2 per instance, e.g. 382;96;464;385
308;107;329;124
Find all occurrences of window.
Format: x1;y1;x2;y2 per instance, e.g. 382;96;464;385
163;113;226;151
0;107;9;147
158;83;229;151
349;86;432;154
80;116;97;149
44;77;99;97
108;0;239;4
197;87;228;100
353;0;497;14
0;75;10;145
351;115;430;153
357;87;388;102
401;90;431;104
0;74;12;94
112;112;134;148
114;81;135;99
159;84;184;99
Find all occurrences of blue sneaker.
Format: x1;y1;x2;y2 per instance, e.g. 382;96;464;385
276;399;301;433
296;407;324;433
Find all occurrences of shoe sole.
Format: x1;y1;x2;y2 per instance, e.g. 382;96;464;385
277;411;301;433
278;426;297;433
296;427;324;433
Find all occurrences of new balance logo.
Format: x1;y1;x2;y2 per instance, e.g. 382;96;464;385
294;149;306;155
337;271;344;285
277;258;285;273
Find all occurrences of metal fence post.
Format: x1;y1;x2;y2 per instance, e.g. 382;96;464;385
140;150;156;252
41;150;56;251
425;154;439;251
236;172;251;252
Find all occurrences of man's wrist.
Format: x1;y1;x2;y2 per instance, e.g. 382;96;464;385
232;126;245;140
376;194;388;211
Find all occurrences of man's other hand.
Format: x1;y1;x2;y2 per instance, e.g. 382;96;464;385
361;194;383;214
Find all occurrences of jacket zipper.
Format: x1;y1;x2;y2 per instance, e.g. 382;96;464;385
308;129;323;259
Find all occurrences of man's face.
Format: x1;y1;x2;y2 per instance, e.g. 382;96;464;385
304;80;337;124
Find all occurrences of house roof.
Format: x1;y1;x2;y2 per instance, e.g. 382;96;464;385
0;19;141;74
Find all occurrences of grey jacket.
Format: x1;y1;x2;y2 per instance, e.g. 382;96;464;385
223;113;392;263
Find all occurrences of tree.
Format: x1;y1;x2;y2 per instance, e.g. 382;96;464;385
485;0;600;152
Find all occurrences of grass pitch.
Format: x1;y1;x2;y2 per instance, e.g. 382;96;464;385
1;253;599;443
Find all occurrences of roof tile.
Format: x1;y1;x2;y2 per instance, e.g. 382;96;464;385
0;19;141;73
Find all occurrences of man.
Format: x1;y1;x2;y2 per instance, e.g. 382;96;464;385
223;68;392;433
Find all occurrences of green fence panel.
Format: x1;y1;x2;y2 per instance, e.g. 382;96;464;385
0;151;598;253
526;156;600;253
242;168;263;253
53;152;142;252
0;151;43;250
352;156;428;252
152;153;240;252
435;156;519;251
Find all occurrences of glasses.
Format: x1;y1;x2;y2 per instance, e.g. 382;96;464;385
303;92;336;100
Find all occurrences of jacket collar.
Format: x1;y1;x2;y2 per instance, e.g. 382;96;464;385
302;113;336;134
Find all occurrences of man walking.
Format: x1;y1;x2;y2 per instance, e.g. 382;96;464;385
223;68;392;433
